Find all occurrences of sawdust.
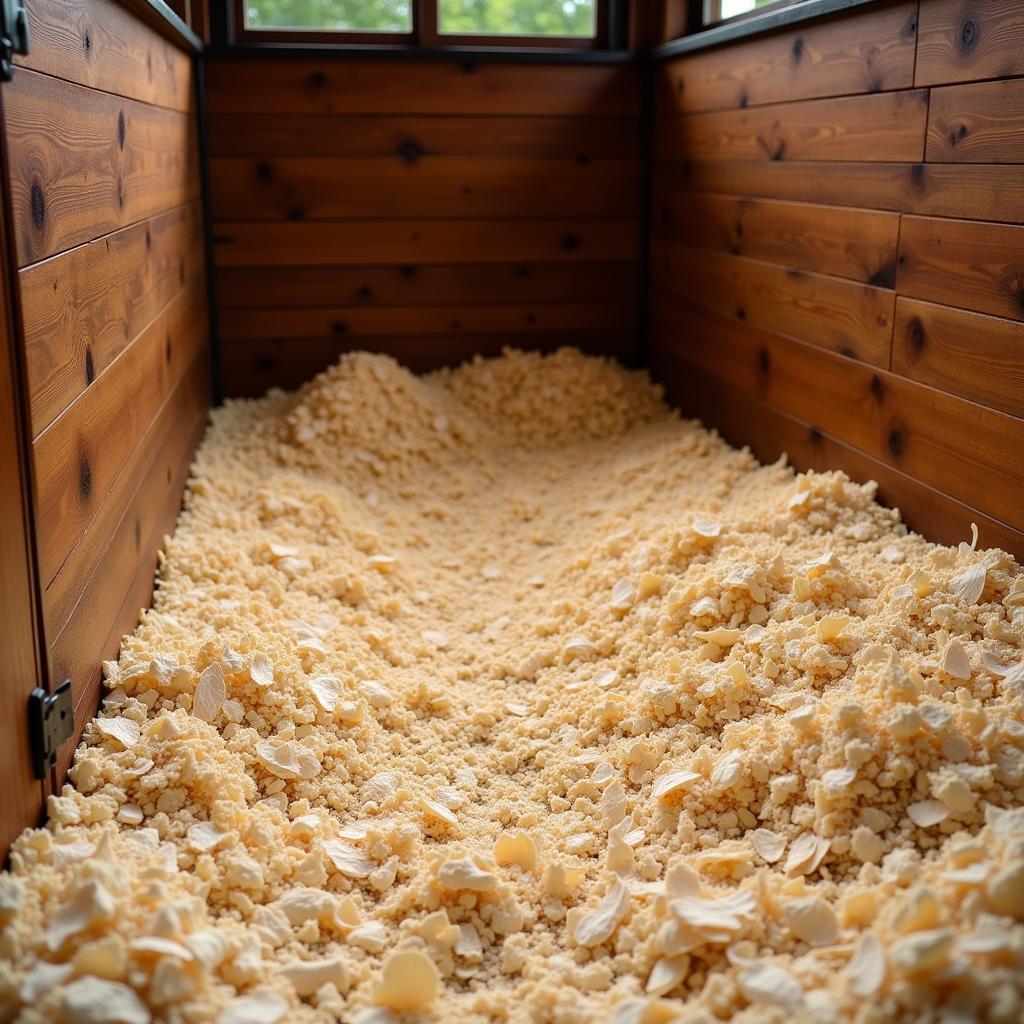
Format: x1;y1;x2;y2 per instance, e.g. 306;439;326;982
1;348;1022;1024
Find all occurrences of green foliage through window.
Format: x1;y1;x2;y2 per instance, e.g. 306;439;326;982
245;0;413;32
439;0;595;37
244;0;596;36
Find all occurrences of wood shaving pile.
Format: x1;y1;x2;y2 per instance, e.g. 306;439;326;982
1;349;1023;1024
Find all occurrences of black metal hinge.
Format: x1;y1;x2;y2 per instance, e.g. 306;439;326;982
29;680;73;779
0;0;29;82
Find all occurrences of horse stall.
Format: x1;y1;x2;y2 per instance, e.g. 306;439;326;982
0;0;1022;1021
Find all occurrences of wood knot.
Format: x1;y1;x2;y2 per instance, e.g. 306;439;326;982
30;181;44;229
808;426;823;445
870;375;884;400
145;228;151;249
79;452;92;500
117;111;126;149
400;265;416;278
134;518;141;549
85;346;95;385
256;161;273;182
516;265;529;278
887;427;905;457
459;61;477;74
561;233;581;252
83;32;91;52
676;79;685;94
757;348;770;373
868;263;896;288
165;334;172;363
791;36;804;63
397;139;422;164
736;307;746;321
908;317;925;351
309;71;328;87
332;321;348;334
959;18;977;50
356;285;372;299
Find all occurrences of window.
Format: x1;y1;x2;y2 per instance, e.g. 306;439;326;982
236;0;604;45
703;0;792;26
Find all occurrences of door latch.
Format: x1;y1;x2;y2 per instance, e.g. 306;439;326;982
29;680;73;779
0;0;29;82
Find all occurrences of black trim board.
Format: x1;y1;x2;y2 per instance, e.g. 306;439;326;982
123;0;203;53
205;43;637;63
654;0;881;59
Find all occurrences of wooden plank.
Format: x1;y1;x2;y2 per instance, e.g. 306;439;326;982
5;69;200;266
649;296;1024;528
221;301;634;340
650;350;1024;559
43;340;212;640
916;0;1024;86
205;58;640;116
212;220;638;268
892;297;1024;418
21;202;204;439
0;210;43;861
52;354;209;783
32;279;208;587
220;331;634;398
650;239;894;365
215;262;638;310
656;160;1024;224
210;156;639;220
657;1;917;115
206;113;640;158
896;215;1024;320
16;0;195;112
926;79;1024;163
655;90;929;163
653;192;900;285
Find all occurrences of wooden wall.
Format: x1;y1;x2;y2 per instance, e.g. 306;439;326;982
205;57;642;395
5;0;211;783
649;0;1024;557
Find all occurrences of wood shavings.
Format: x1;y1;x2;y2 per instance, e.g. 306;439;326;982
2;349;1021;1024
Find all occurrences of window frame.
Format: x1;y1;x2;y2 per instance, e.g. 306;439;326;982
701;0;801;30
231;0;609;49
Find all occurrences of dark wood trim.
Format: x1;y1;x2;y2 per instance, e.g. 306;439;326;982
121;0;203;52
654;0;881;58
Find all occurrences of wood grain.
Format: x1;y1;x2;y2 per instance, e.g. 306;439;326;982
656;90;929;163
216;262;638;310
221;301;634;340
205;58;640;116
916;0;1024;86
210;156;639;220
21;202;204;438
214;220;638;268
892;297;1024;418
651;351;1024;559
653;192;900;284
43;343;211;641
17;0;195;112
650;240;894;365
52;355;209;783
926;78;1024;163
896;215;1024;320
658;160;1024;225
207;113;640;159
220;330;634;397
650;298;1024;529
32;279;208;588
657;1;917;115
5;69;200;266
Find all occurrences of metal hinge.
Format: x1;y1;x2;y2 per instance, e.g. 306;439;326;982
0;0;28;82
29;680;73;779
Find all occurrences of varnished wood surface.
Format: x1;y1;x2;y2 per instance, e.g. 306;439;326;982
659;160;1024;224
892;297;1024;419
915;0;1024;86
657;1;917;114
206;59;641;116
5;69;200;265
926;79;1024;163
650;0;1024;545
21;202;204;438
210;156;639;220
16;0;195;112
656;90;929;163
33;279;207;588
653;192;899;284
651;240;894;365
